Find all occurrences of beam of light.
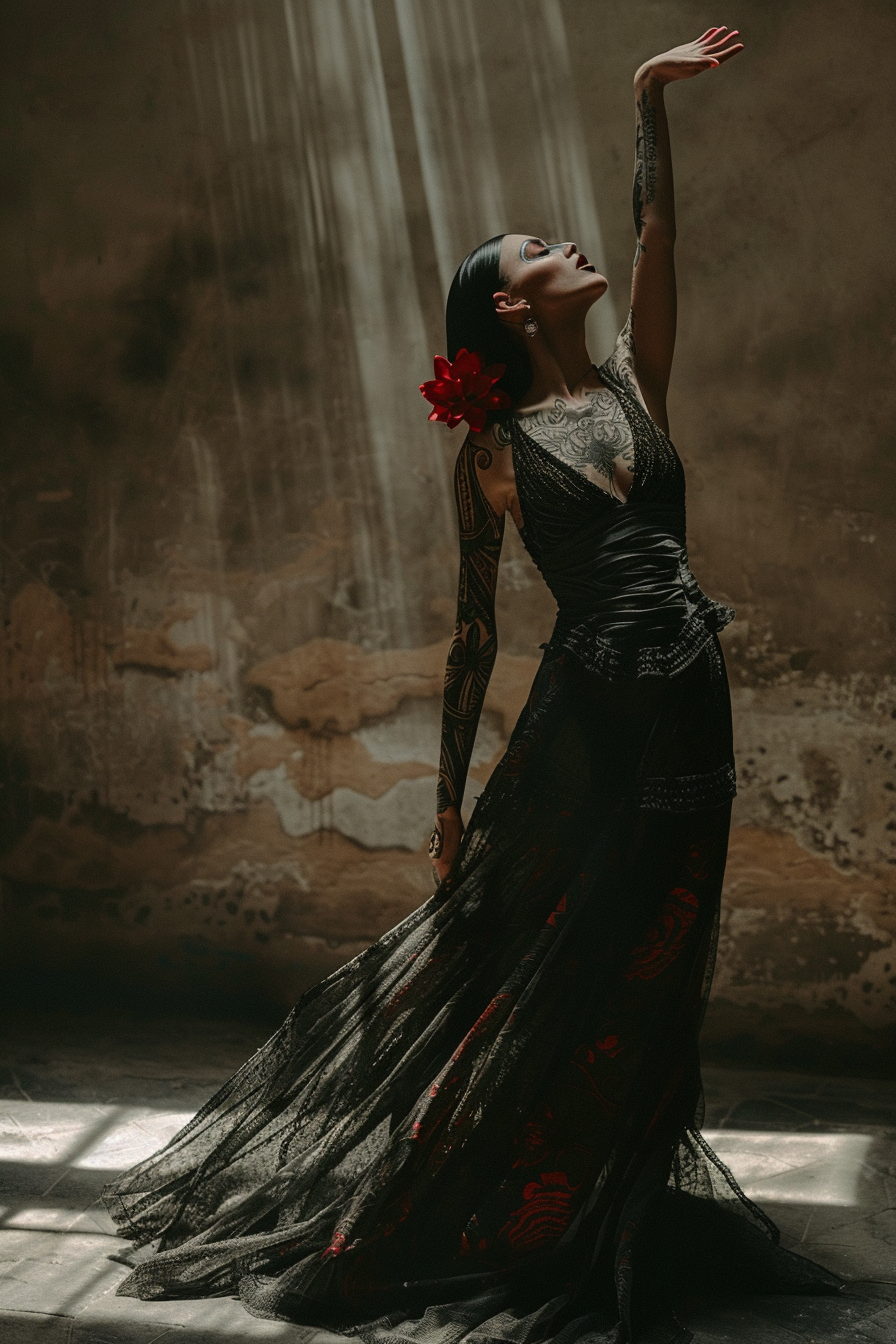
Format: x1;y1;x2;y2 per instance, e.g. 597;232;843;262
296;0;456;637
396;0;617;360
701;1128;874;1207
394;0;507;297
517;0;618;358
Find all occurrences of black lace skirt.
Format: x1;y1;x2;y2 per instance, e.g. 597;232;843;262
103;636;840;1343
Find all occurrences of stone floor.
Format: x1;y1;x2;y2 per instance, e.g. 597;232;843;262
0;1010;894;1343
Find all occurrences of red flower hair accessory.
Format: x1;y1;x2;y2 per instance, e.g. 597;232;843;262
419;349;511;432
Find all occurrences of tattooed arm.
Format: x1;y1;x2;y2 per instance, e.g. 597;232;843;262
430;434;505;883
630;72;675;432
630;26;744;431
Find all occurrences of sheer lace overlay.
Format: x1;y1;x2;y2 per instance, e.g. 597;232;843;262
103;313;841;1342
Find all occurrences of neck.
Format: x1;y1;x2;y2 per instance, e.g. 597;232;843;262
518;316;593;409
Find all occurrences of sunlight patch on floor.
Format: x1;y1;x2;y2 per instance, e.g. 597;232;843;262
0;1101;194;1169
1;1102;876;1210
701;1128;874;1206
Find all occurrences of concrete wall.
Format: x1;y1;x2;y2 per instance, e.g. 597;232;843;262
1;0;894;1072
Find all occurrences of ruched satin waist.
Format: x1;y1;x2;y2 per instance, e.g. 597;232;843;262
536;517;735;680
538;512;692;639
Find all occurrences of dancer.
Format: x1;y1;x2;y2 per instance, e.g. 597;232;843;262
104;27;840;1343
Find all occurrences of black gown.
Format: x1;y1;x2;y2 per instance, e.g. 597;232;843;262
103;316;841;1343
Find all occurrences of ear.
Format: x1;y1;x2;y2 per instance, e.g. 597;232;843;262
493;291;529;326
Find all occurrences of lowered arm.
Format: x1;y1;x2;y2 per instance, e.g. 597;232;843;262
435;436;505;821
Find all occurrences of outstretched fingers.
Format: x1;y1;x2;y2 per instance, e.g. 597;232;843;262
693;26;744;66
710;41;745;64
702;27;743;49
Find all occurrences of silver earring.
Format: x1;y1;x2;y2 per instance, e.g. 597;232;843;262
524;316;539;337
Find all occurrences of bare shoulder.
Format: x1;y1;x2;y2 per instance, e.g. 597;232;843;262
466;421;513;470
461;421;517;523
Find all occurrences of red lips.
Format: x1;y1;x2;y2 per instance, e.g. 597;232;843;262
575;252;595;271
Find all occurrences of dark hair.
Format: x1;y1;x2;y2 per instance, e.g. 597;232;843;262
445;234;532;424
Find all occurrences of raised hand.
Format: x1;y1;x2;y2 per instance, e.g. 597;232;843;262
627;26;743;434
636;25;744;87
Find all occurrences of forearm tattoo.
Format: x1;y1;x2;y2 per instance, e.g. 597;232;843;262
632;86;658;268
518;390;634;499
436;437;504;815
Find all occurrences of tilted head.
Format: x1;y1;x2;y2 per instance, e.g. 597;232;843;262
496;233;608;325
445;232;607;422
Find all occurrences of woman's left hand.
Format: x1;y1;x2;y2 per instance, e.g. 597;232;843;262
636;25;744;87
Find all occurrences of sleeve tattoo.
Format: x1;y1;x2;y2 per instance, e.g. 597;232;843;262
436;437;505;815
632;86;658;268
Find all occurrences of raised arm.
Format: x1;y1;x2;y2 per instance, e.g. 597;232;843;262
630;26;743;431
430;435;505;881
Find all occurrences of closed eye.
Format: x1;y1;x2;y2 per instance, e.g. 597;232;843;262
521;237;552;262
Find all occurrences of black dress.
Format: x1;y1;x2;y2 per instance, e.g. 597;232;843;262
104;316;840;1343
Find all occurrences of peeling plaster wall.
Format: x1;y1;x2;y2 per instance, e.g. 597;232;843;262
1;0;894;1071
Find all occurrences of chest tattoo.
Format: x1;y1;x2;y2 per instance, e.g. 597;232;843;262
518;389;634;496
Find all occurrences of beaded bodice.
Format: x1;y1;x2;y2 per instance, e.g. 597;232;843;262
510;372;684;556
505;313;733;679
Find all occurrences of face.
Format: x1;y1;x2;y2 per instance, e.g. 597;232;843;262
497;232;608;321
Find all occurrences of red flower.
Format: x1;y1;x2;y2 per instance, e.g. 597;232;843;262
419;349;511;432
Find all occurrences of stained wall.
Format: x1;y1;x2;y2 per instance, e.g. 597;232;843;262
1;0;894;1071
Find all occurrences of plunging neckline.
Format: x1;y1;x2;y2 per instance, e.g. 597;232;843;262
511;366;638;512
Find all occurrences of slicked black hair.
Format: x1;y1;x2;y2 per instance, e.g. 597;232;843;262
445;234;532;426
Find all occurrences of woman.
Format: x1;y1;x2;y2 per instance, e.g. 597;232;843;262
104;27;841;1344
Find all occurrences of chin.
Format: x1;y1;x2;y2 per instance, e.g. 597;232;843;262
574;267;607;289
580;274;608;303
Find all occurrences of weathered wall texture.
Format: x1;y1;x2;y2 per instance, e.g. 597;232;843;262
1;0;894;1071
